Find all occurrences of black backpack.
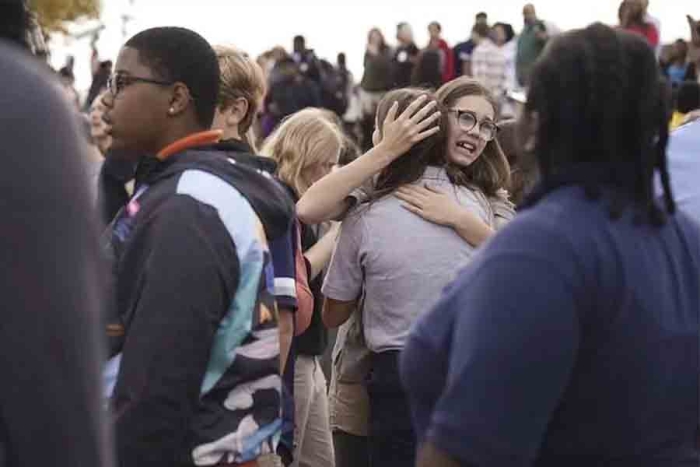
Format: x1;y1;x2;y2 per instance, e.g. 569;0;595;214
318;60;349;117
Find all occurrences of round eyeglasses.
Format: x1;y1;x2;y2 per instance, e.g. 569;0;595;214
448;109;499;141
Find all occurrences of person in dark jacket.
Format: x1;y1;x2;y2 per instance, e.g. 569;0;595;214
663;39;698;87
411;49;444;89
392;22;419;88
293;35;322;83
453;13;491;77
517;3;550;87
360;28;393;150
97;155;138;225
211;44;301;466
101;27;294;467
0;2;113;466
265;57;322;133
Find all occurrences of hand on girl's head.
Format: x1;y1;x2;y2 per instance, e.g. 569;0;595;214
377;96;441;159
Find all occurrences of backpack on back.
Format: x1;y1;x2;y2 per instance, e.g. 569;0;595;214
293;219;314;335
319;60;349;117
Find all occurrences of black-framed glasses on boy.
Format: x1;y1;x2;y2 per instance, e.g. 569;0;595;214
448;109;499;141
107;74;173;97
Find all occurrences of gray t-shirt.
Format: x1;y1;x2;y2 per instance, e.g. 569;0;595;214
323;166;499;353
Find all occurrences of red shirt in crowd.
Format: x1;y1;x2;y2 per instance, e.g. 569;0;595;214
625;23;659;48
433;38;455;83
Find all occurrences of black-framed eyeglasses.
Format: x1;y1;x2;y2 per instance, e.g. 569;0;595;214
107;74;173;97
448;109;499;141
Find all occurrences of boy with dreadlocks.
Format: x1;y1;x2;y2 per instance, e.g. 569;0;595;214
401;23;700;467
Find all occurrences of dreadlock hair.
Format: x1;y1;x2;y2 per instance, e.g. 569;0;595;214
0;0;28;47
522;22;674;226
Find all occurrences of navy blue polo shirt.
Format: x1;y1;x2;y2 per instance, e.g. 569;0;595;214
401;186;700;467
453;39;477;73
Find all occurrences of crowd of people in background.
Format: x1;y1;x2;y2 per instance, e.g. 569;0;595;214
1;0;700;466
57;1;700;152
256;1;699;149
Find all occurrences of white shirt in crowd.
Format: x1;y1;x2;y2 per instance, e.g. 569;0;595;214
501;40;518;92
500;39;519;117
472;38;508;101
544;20;562;37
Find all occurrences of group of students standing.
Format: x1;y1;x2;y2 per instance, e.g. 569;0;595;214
355;4;554;150
617;1;700;131
1;0;700;466
94;20;700;467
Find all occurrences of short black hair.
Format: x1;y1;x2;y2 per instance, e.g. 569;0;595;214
677;81;700;114
494;22;516;42
524;23;674;225
429;21;442;32
476;12;488;20
473;22;491;39
672;39;688;62
411;50;443;89
0;0;28;47
125;27;219;129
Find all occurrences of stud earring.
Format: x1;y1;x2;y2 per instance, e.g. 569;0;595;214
169;107;175;115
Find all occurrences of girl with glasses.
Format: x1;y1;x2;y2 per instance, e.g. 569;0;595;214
393;78;513;245
298;77;514;248
315;82;513;467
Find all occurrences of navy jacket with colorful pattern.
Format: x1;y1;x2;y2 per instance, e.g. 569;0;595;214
105;147;294;467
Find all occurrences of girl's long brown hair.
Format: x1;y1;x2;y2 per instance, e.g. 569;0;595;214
436;77;511;196
369;88;446;201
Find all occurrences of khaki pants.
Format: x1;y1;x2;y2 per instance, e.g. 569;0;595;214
223;454;282;467
292;355;335;467
256;454;283;467
328;311;371;437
